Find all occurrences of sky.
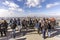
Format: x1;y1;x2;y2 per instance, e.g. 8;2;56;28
0;0;60;17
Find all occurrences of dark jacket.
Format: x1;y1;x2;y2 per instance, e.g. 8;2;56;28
1;23;8;31
0;23;1;32
11;21;17;29
48;23;51;29
17;20;20;25
39;22;41;28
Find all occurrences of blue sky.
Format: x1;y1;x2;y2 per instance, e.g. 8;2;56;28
0;0;60;17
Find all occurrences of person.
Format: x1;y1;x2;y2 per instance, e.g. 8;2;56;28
0;20;8;36
38;19;41;34
35;20;40;34
41;18;48;39
0;22;2;37
10;19;13;23
41;20;46;39
11;18;17;38
25;20;29;31
29;18;33;28
3;20;8;36
22;19;26;29
9;19;13;27
48;20;51;37
17;18;21;31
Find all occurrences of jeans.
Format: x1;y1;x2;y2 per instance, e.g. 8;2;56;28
48;29;51;37
12;29;16;38
17;25;20;31
38;28;40;34
42;29;46;39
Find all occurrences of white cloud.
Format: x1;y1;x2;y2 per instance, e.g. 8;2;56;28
18;8;24;12
25;0;45;8
3;1;19;8
0;9;8;13
46;2;60;8
0;9;21;17
9;2;19;8
0;9;13;17
0;1;25;17
3;1;9;5
9;7;16;10
0;9;25;17
3;1;24;12
37;5;42;8
0;8;60;17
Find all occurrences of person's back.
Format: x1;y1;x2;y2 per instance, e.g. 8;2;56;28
35;21;39;28
41;20;45;29
35;21;40;34
11;18;17;29
14;19;17;24
41;19;48;30
48;21;51;29
44;22;48;30
29;19;32;25
11;19;17;38
41;19;47;39
17;18;20;25
1;22;7;36
11;21;17;29
10;19;13;23
1;22;5;30
4;20;8;30
39;20;41;28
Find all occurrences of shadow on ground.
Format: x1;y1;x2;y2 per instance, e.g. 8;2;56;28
16;29;36;37
17;38;26;40
51;26;60;37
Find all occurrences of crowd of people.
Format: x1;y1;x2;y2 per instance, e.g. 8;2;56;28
0;17;56;39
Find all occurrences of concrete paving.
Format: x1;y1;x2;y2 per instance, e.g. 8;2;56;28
0;26;60;40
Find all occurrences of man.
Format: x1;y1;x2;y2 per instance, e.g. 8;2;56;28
3;20;8;36
0;20;8;36
41;18;48;39
22;19;26;29
35;20;40;34
48;20;51;37
11;18;17;38
0;22;2;37
17;18;21;31
38;19;41;34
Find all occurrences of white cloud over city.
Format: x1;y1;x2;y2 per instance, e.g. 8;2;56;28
3;1;24;12
0;0;24;17
25;0;45;8
46;2;60;8
0;0;60;17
